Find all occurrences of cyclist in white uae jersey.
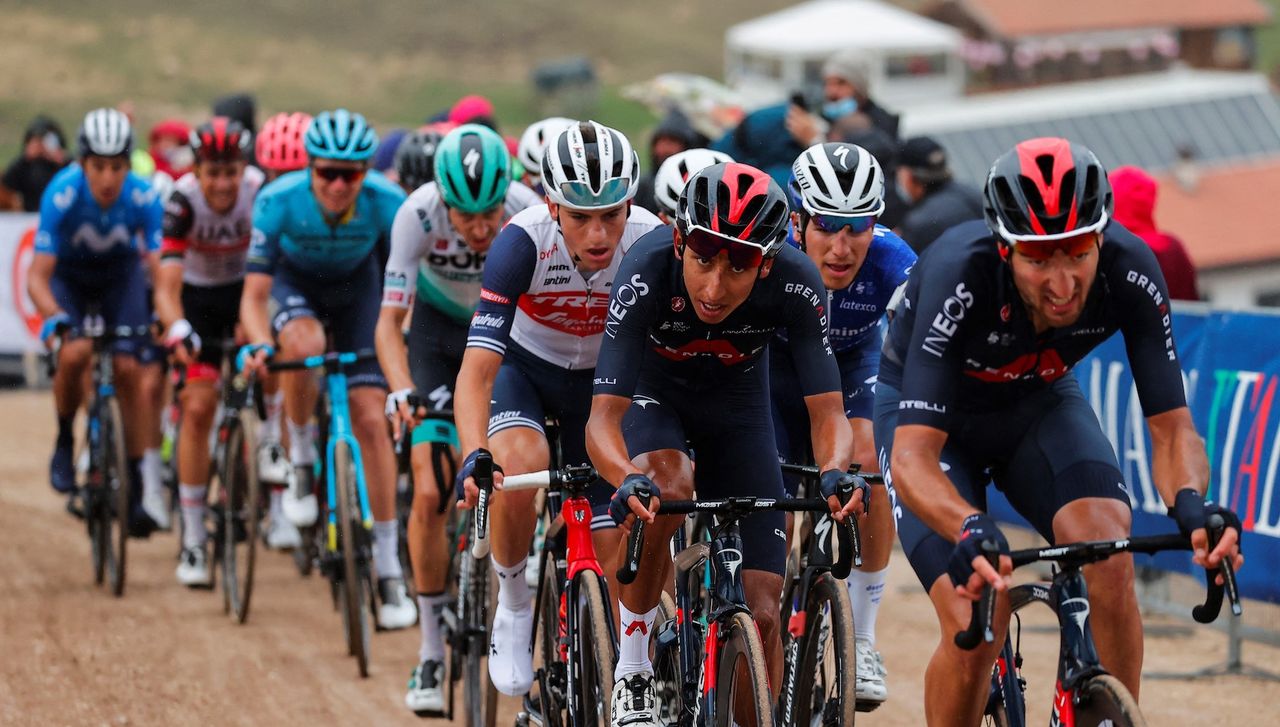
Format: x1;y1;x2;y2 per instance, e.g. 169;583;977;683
374;125;541;714
453;121;661;697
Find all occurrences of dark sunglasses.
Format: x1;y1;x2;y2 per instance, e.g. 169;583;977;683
679;225;765;270
312;165;366;183
812;213;876;235
1012;232;1099;262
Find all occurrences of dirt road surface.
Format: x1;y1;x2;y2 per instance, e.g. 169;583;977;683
1;389;1276;725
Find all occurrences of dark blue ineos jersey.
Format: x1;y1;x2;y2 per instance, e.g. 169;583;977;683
879;220;1187;430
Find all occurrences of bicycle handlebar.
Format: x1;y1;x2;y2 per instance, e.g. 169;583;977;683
470;451;494;558
266;348;379;372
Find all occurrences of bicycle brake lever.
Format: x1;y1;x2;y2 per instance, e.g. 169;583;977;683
617;491;650;585
954;541;999;650
470;451;494;559
1192;514;1242;622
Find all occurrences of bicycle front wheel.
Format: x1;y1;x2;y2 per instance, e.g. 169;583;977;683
573;571;615;727
714;611;774;727
533;540;566;727
334;441;371;678
221;411;262;624
786;572;856;727
1072;674;1145;727
106;396;130;597
463;551;497;727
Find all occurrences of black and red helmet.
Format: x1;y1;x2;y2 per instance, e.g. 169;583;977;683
983;137;1112;243
190;116;251;164
676;162;791;259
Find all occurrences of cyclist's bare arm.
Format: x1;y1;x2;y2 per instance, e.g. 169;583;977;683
374;304;413;394
805;390;858;518
586;393;652;523
453;346;505;504
26;253;61;319
239;272;274;346
153;260;185;331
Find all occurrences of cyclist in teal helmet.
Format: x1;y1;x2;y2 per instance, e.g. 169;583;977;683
304;108;378;162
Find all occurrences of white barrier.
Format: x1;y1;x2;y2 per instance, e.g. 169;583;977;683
0;213;42;356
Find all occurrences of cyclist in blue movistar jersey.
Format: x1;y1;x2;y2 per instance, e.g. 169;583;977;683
772;142;916;704
237;109;417;630
27;108;164;536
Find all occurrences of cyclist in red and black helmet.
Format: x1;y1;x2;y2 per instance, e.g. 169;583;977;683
874;137;1243;724
588;162;862;725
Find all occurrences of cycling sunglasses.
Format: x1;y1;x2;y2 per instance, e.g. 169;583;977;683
1010;232;1100;261
312;165;367;184
812;213;877;235
679;225;765;269
557;178;631;209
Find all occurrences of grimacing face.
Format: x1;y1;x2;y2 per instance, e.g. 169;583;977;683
795;212;874;291
1007;233;1102;332
678;241;771;325
548;200;629;273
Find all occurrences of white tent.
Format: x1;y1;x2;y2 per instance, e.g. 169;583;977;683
725;0;965;108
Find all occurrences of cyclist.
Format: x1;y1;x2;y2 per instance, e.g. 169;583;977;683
771;142;916;703
650;147;732;223
391;129;445;194
27;108;163;535
238;109;418;630
375;124;542;712
453;121;661;697
589;162;862;725
873;137;1244;725
255;112;311;183
154;118;269;585
514;116;573;194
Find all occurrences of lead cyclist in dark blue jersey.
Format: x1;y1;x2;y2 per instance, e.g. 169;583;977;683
874;137;1244;726
771;142;917;704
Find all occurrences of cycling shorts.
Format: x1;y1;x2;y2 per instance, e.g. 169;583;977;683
623;367;787;576
873;376;1132;591
489;342;614;529
50;259;151;360
181;280;243;371
407;298;466;447
269;255;386;390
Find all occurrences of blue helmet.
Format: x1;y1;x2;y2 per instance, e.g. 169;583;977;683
304;109;378;162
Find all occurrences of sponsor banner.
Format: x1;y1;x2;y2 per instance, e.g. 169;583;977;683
990;305;1280;603
0;214;42;354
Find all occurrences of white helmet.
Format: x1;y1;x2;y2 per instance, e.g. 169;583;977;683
653;148;734;218
541;120;640;210
78;108;133;158
790;142;885;217
517;117;575;181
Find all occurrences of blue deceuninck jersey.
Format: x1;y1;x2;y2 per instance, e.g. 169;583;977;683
35;164;163;264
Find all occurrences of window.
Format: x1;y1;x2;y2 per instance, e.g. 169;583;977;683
885;52;947;78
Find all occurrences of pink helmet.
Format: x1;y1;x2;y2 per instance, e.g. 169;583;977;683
256;112;312;172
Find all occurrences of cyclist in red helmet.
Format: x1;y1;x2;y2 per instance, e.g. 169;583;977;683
256;112;311;182
874;137;1243;724
588;162;862;726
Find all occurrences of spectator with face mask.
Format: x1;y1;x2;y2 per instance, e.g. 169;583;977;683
895;136;984;253
633;108;707;215
785;49;901;151
0;115;69;211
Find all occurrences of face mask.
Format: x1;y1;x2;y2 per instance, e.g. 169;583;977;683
822;97;858;120
896;180;914;203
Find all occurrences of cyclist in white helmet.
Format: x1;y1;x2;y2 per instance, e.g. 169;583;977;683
454;120;662;697
650;148;733;223
515;116;574;195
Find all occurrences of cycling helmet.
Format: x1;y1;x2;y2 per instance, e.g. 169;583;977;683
434;124;512;213
984;137;1112;243
305;109;378;162
654;148;734;218
257;112;311;172
78;108;132;158
676;162;791;260
517;117;574;181
790;142;885;217
541;120;640;210
190;117;251;163
394;130;444;191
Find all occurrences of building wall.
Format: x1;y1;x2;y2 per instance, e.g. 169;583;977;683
1198;263;1280;308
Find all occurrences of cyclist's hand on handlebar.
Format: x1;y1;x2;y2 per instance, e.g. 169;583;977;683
235;343;274;377
609;474;661;533
455;448;504;509
948;513;1012;601
384;388;425;436
40;311;71;349
163;319;201;367
1172;489;1245;581
820;469;868;523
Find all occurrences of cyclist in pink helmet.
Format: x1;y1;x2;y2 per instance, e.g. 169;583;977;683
256;112;311;181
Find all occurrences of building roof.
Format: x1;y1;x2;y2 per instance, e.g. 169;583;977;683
726;0;963;57
903;69;1280;184
939;0;1271;38
1154;161;1280;270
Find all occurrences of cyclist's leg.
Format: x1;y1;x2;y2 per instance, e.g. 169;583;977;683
998;378;1139;697
133;313;169;525
874;382;1007;726
175;365;218;584
47;271;91;492
270;270;324;523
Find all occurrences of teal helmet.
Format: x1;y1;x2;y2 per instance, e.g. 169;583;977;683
304;109;378;162
434;124;511;213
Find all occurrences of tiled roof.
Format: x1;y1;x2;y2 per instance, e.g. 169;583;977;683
1152;161;1280;269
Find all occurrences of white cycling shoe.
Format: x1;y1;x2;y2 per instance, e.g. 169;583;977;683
176;545;212;588
405;659;445;714
283;465;318;528
377;577;418;630
265;516;302;550
855;639;889;703
257;442;292;485
488;603;535;696
611;671;660;727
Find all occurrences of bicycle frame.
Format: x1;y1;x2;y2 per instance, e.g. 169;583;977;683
319;354;374;552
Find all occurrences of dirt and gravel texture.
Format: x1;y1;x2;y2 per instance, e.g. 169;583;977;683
2;388;1277;725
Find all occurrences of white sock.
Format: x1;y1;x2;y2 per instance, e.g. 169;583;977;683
372;520;401;579
264;390;284;444
269;487;285;520
615;604;658;680
493;558;531;611
418;593;450;662
142;448;164;496
847;567;887;646
287;419;314;466
179;483;207;549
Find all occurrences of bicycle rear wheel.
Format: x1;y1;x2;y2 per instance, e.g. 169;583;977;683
652;592;681;726
462;549;497;727
714;611;774;727
532;539;566;727
786;572;856;727
221;411;262;624
105;396;130;597
334;441;371;678
572;571;615;727
1072;674;1145;727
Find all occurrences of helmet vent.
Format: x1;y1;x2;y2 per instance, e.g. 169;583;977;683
1034;154;1057;186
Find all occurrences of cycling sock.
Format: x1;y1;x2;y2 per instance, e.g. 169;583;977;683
56;416;74;444
263;390;284;444
614;603;657;680
269;487;284;521
847;566;886;645
372;520;402;579
287;419;314;466
493;558;531;611
179;483;208;548
141;448;164;496
418;592;449;662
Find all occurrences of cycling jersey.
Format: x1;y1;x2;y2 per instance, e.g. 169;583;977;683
35;164;163;265
879;220;1186;429
816;225;916;354
160;166;264;286
467;204;663;370
246;168;405;279
383;180;542;324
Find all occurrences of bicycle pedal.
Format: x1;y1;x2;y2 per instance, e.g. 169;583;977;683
412;708;447;719
854;698;884;713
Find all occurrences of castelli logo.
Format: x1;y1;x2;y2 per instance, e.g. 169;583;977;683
671;297;685;312
1000;304;1011;322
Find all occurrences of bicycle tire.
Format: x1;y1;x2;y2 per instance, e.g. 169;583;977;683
533;545;566;727
653;592;681;726
573;571;615;727
86;414;107;586
1071;674;1146;727
463;552;497;727
106;396;130;597
714;611;775;727
785;572;856;727
222;411;262;624
983;636;1024;727
334;440;371;678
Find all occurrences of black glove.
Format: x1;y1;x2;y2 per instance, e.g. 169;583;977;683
946;513;1009;589
1171;488;1244;552
820;469;870;512
609;473;660;525
455;448;502;501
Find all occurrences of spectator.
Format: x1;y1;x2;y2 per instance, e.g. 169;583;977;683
894;136;984;253
833;119;909;230
785;49;901;153
448;95;496;129
148;119;193;179
0;115;69;211
1110;165;1199;301
710;102;806;186
212;93;257;134
634;108;707;214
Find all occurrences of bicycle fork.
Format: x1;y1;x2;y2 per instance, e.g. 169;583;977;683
324;371;373;553
1049;570;1105;727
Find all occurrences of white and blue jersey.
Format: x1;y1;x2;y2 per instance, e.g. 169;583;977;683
35;164;163;266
